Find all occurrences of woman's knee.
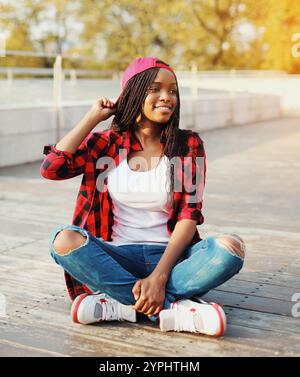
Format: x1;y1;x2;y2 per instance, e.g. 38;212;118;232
216;233;246;260
52;229;87;256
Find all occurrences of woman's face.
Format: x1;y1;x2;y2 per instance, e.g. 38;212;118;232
141;68;178;124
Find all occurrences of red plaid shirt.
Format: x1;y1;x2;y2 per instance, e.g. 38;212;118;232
41;127;206;301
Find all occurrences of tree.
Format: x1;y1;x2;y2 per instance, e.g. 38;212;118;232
78;0;188;71
245;0;300;73
1;0;299;72
184;0;249;69
0;0;84;68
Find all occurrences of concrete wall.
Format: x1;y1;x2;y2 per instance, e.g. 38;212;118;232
180;93;281;131
0;93;281;168
177;72;300;113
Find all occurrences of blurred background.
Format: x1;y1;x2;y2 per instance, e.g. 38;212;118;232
0;0;299;168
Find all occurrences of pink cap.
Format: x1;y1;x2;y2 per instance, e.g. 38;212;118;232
121;57;176;90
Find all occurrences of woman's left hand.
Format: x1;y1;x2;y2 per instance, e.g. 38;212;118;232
132;272;168;316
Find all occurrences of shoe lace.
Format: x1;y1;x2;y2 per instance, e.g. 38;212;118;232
102;298;122;321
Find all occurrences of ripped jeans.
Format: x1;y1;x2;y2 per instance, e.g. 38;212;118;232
50;224;244;317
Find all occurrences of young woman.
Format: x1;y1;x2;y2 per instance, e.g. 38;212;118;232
41;57;245;336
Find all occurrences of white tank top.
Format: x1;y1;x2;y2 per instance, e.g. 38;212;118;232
106;154;171;246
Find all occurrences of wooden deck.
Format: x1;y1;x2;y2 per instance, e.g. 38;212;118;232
0;116;299;356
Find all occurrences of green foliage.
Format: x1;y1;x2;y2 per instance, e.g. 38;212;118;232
0;0;299;72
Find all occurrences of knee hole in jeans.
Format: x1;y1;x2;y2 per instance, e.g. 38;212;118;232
52;229;87;256
216;233;246;260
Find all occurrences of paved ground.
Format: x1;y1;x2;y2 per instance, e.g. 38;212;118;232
0;115;299;356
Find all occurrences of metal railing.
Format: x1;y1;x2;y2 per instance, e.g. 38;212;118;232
0;66;115;80
1;50;296;141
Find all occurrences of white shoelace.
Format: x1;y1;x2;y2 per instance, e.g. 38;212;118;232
102;298;122;321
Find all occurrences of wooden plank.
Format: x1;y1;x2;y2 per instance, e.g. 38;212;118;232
223;307;300;335
0;320;276;357
201;290;295;316
234;272;300;289
215;277;297;301
283;264;300;276
1;321;157;357
1;315;272;357
11;297;299;356
130;320;299;356
0;276;63;292
0;339;67;357
224;324;300;356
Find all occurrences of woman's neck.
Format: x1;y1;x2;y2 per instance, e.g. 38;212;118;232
134;120;163;146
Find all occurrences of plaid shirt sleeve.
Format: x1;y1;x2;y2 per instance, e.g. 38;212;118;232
40;132;108;180
177;132;206;225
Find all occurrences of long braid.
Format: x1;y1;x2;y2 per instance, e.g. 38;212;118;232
111;69;158;132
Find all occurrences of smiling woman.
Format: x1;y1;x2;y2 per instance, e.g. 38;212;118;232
41;57;246;337
144;71;178;121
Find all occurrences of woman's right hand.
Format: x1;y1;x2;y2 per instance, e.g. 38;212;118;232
87;97;117;125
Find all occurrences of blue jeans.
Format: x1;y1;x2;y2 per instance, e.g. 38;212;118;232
50;224;244;319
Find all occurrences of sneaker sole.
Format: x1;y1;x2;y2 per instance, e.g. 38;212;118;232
211;303;226;337
71;293;88;323
191;298;226;337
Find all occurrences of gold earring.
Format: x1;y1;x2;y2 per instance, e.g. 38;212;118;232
136;113;142;123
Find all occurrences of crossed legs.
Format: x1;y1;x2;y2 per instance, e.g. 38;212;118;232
53;229;246;261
